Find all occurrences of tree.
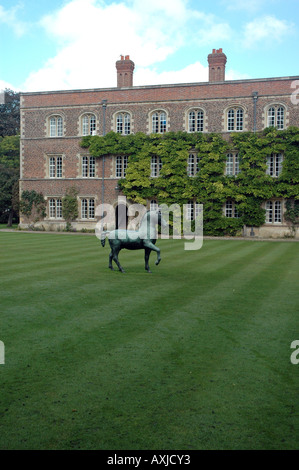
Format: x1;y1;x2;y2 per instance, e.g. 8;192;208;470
0;134;20;226
62;187;79;231
0;89;20;137
0;164;19;226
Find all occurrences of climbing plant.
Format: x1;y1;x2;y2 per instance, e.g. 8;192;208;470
20;190;46;220
81;127;299;236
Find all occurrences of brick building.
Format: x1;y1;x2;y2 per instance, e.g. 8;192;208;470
20;49;299;237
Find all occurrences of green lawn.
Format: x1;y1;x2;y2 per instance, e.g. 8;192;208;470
0;232;298;450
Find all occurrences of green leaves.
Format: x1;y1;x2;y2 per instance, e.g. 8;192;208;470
81;128;299;235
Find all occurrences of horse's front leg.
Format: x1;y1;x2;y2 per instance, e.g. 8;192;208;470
144;241;161;266
144;248;152;273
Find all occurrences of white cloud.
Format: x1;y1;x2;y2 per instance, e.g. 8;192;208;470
221;0;269;13
0;4;27;36
22;0;235;92
242;15;294;48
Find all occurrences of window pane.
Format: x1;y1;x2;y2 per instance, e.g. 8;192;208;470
50;118;56;137
81;199;87;219
197;111;204;132
225;201;233;217
152;113;159;133
56;157;62;178
236;109;243;130
89;156;95;177
277;107;284;130
116;114;123;134
151;156;157;177
57;117;63;136
227;109;234;131
226;154;233;175
188;111;195;132
116;156;122;177
49;199;55;217
124;114;130;135
56;199;62;218
49;157;55;177
266;201;273;222
89;199;95;219
160;113;167;133
274;201;281;223
268;108;275;127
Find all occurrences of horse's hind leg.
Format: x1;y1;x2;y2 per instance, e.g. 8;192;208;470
109;251;114;270
112;248;125;273
144;248;152;273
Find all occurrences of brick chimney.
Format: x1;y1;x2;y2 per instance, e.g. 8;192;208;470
116;55;135;88
208;48;227;82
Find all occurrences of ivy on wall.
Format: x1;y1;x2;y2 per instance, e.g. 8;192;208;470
81;127;299;236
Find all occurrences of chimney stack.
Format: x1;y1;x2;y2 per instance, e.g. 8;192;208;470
116;55;135;88
208;48;227;82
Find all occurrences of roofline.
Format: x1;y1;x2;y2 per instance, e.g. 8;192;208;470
20;75;299;96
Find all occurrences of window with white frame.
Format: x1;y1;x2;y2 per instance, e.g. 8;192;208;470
49;198;62;218
226;153;240;176
186;200;201;221
151;111;167;133
49;116;63;137
82;156;95;177
49;155;63;178
81;198;95;219
116;156;128;178
82;114;96;136
265;200;282;223
188;109;204;133
116;112;131;135
150;200;159;211
227;107;244;131
267;105;285;129
150;156;163;177
187;153;200;176
225;200;240;218
266;153;283;177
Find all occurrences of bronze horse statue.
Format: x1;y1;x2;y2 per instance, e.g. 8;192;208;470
101;210;167;273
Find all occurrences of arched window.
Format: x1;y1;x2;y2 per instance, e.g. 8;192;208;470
187;153;200;176
267;105;285;129
188;109;204;132
150;156;162;177
151;111;167;133
226;153;240;176
82;114;96;136
227;107;243;131
49;115;63;137
116;112;131;135
150;200;159;211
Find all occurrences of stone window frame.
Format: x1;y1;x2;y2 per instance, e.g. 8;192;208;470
186;107;206;133
150;156;163;177
80;112;97;136
225;153;240;176
46;114;65;138
148;109;169;134
115;155;128;178
224;105;247;132
264;103;288;130
113;110;133;135
187;152;200;177
80;197;96;220
48;197;63;219
266;153;283;178
224;200;240;218
264;200;283;224
81;155;96;178
45;154;65;178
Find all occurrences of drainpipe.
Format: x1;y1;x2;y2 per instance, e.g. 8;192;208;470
101;100;107;206
252;91;258;133
250;92;259;237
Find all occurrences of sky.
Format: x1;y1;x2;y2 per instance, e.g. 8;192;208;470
0;0;298;93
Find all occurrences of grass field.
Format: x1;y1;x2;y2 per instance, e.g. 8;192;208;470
0;231;298;450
